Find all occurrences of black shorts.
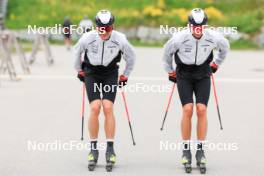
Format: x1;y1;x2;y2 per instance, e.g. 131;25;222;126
84;71;118;103
177;77;211;106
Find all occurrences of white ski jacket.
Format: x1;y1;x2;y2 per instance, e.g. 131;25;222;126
74;30;136;77
163;29;230;73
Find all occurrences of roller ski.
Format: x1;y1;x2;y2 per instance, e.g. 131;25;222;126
181;150;192;173
196;150;207;174
105;148;116;172
88;150;99;171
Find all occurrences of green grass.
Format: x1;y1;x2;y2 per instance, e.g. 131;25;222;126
6;0;264;32
5;0;264;49
230;39;260;50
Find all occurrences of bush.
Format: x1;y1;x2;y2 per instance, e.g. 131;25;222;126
5;0;264;34
226;13;262;34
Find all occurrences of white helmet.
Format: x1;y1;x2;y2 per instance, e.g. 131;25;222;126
188;8;208;26
95;10;115;27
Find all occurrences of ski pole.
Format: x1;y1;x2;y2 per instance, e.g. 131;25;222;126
211;74;223;130
81;83;86;140
121;91;136;146
160;83;176;131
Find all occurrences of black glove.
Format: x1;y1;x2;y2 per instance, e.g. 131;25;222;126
168;72;177;83
118;75;128;87
77;71;85;82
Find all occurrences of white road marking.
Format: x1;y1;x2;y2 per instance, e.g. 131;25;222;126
1;75;264;83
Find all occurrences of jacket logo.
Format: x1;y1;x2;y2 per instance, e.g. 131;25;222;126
108;45;117;49
201;45;209;52
185;48;192;52
91;45;98;54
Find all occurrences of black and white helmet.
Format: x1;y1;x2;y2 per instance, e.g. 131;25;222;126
188;8;208;26
95;10;115;27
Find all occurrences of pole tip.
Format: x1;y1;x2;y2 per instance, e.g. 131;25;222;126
81;138;83;140
160;128;163;131
133;142;136;146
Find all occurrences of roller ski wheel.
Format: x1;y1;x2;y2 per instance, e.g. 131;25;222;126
105;149;116;172
106;161;114;172
181;150;192;173
183;163;192;173
88;162;96;171
196;150;207;174
88;150;99;171
198;163;206;174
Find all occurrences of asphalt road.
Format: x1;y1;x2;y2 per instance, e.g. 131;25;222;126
0;46;264;176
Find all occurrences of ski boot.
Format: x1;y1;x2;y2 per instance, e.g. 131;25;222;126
105;148;116;172
181;150;192;173
196;150;207;174
88;150;99;171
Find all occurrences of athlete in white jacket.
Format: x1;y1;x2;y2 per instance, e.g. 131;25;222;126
74;10;136;170
163;8;229;173
163;28;229;74
74;30;135;77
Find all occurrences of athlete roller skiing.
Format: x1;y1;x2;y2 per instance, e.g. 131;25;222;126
74;10;136;172
163;8;230;174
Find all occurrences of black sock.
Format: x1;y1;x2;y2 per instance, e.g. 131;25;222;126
107;141;114;151
91;141;97;151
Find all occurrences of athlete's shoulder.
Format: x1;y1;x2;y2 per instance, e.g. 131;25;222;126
204;28;225;40
79;30;95;39
111;30;129;45
204;28;230;48
78;30;98;45
170;29;190;43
